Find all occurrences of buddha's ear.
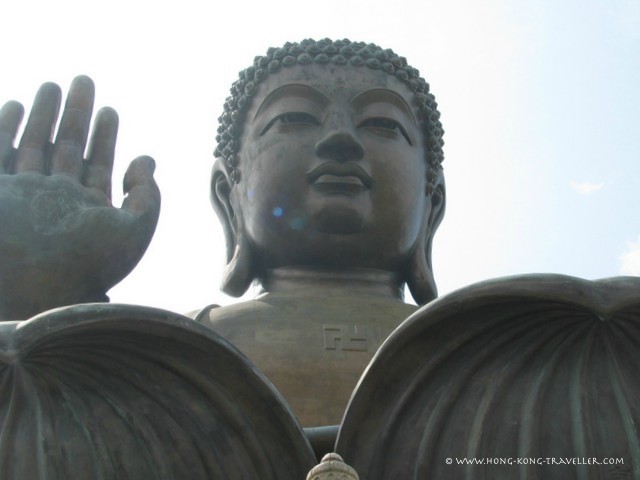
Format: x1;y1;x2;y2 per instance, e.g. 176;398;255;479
407;169;446;305
210;158;255;297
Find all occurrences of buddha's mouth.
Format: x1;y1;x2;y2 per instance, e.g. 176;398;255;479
311;176;368;195
306;162;372;193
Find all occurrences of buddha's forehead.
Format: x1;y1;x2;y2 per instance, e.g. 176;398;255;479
247;63;417;114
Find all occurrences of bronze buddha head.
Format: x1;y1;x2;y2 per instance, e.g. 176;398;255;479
211;38;446;304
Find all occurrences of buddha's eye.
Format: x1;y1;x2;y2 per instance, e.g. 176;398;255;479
261;111;319;135
278;112;318;124
361;117;399;129
359;117;412;145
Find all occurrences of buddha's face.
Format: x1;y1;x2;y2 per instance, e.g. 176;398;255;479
230;63;441;274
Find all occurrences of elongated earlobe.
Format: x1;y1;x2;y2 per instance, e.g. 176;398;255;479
220;232;255;297
407;173;446;305
211;158;255;297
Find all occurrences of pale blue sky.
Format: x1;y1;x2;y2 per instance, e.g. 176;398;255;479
499;0;640;278
1;0;638;312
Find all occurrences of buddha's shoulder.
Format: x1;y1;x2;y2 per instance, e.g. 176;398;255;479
187;298;275;324
188;293;419;330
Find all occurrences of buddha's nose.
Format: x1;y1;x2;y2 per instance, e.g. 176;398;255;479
315;114;364;163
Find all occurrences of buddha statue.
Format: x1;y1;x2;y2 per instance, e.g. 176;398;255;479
3;40;639;480
197;39;446;426
0;38;446;428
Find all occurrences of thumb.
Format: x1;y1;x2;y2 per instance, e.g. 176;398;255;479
121;155;161;220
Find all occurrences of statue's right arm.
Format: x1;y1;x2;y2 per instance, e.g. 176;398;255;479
0;76;161;320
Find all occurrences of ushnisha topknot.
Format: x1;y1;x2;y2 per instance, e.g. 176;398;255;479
215;38;444;185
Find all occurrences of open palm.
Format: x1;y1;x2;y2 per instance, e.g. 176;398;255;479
0;76;160;319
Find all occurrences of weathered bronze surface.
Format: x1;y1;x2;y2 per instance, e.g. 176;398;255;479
3;38;637;480
0;304;316;478
201;39;445;426
211;40;445;305
336;274;640;479
0;39;445;427
197;267;417;426
0;76;160;320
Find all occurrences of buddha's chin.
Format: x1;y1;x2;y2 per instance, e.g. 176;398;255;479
311;206;366;234
309;193;371;234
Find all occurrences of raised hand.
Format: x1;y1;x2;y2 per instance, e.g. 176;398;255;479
0;76;161;320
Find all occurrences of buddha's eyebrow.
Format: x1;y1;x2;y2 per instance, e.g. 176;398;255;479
350;89;417;126
253;84;330;121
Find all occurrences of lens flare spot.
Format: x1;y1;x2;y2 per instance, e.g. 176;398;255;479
272;206;284;217
290;217;305;230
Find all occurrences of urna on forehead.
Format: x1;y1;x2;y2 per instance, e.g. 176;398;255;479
214;38;445;183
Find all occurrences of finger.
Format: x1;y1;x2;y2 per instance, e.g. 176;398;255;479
84;107;119;200
51;75;95;178
121;156;161;219
15;82;61;173
0;101;24;174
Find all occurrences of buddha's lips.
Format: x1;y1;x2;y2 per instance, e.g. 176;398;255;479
305;162;373;189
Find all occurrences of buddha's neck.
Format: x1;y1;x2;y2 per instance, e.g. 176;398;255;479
260;266;404;300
